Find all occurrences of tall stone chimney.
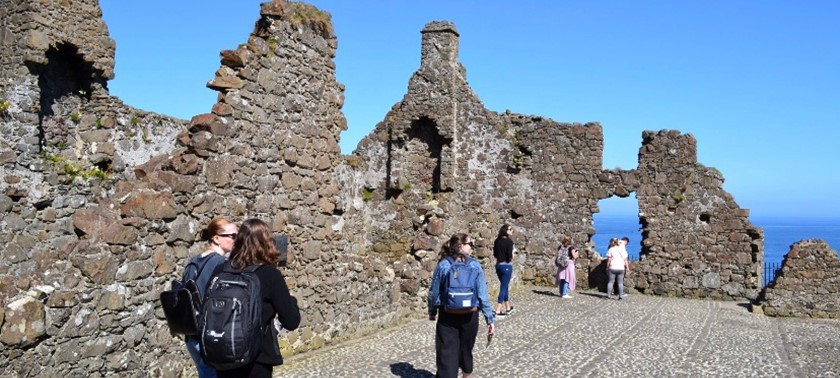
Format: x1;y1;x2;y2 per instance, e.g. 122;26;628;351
420;21;459;67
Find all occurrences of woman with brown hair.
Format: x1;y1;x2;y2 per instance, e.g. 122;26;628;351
213;218;301;378
428;233;495;378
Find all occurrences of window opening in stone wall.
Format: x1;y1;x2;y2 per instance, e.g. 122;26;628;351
506;144;532;175
592;194;641;260
27;43;103;148
405;116;449;194
30;43;98;117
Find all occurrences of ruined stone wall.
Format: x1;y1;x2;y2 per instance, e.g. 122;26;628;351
633;130;763;300
0;0;184;201
196;0;405;357
0;1;403;376
0;0;114;81
758;240;840;318
351;21;508;308
506;115;608;286
350;21;766;306
0;0;792;376
352;22;614;302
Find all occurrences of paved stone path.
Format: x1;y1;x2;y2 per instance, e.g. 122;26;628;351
274;288;840;377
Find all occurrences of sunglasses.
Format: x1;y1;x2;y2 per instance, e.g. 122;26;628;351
465;241;475;247
218;233;237;239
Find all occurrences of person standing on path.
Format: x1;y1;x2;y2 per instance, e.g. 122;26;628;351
606;237;630;300
555;236;578;298
212;218;301;378
493;224;516;316
184;218;238;378
428;233;495;378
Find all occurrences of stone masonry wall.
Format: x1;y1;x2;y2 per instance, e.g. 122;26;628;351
350;22;611;305
349;22;764;303
758;240;840;318
0;1;402;376
3;0;832;376
633;130;764;300
196;0;405;357
0;0;115;81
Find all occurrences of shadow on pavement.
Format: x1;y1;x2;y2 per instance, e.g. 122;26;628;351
736;302;753;311
532;289;559;297
389;362;433;378
577;291;607;300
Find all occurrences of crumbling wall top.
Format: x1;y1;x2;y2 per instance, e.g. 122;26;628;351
0;0;115;81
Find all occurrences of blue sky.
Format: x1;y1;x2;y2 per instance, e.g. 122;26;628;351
99;1;839;219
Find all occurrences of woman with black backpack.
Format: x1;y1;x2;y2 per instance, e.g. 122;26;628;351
184;218;237;378
208;218;301;378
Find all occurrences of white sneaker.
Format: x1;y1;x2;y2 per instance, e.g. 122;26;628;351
562;295;572;299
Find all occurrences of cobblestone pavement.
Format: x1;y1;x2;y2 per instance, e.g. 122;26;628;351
274;288;840;377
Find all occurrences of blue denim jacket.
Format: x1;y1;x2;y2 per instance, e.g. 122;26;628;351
428;257;494;325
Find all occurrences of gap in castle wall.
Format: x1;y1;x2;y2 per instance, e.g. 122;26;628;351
593;194;641;258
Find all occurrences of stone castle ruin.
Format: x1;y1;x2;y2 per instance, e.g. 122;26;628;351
1;0;836;375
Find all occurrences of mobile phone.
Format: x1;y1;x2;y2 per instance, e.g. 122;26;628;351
273;235;289;267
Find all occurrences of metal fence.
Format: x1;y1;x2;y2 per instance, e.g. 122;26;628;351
764;262;781;287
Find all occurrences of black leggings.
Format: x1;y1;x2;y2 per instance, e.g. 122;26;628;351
217;362;273;378
435;311;479;378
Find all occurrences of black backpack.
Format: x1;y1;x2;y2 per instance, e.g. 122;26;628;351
160;257;213;336
199;263;264;370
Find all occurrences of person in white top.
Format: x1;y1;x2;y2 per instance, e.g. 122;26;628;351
605;237;630;299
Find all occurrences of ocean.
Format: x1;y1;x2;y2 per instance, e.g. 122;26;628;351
590;215;840;266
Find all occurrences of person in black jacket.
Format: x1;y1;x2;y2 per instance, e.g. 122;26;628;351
215;218;301;378
492;224;516;316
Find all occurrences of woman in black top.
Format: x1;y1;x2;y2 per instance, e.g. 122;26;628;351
492;224;515;316
216;218;301;378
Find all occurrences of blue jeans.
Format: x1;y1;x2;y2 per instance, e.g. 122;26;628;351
186;336;217;378
495;263;513;303
559;280;570;296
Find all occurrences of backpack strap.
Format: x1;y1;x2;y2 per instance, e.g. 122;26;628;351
184;255;214;281
193;255;215;279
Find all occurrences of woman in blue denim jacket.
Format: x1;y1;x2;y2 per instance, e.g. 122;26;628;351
428;233;495;378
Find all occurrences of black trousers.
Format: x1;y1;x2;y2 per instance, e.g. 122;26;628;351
218;362;273;378
435;311;479;378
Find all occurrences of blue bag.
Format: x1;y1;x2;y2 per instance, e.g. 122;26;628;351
443;255;479;313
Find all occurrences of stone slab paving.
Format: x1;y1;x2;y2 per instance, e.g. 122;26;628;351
274;287;840;377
